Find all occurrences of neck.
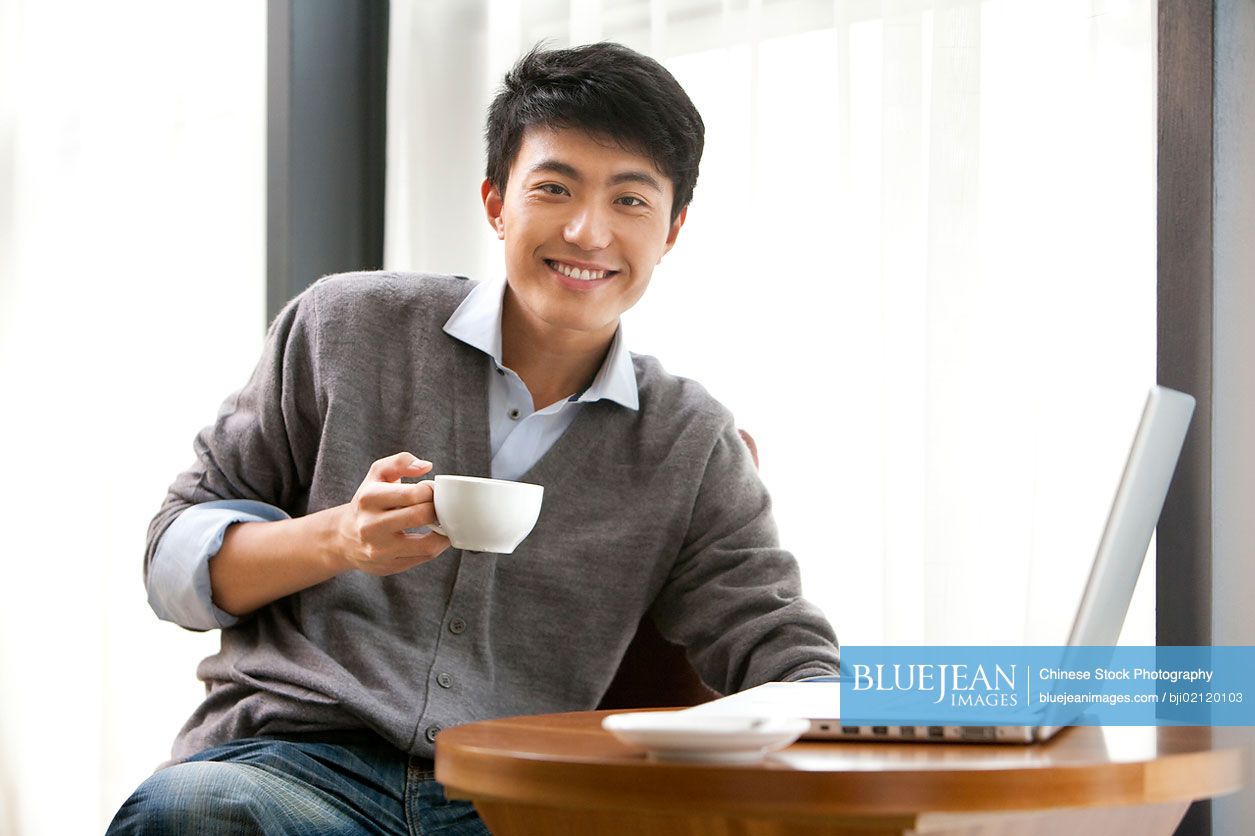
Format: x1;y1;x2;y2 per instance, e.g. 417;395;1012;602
500;287;615;409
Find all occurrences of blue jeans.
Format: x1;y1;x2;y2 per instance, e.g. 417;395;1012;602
106;732;490;835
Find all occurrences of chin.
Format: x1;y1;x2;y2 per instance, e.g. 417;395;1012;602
540;309;616;334
511;278;622;335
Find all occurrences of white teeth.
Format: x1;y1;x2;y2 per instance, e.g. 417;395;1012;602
549;260;608;281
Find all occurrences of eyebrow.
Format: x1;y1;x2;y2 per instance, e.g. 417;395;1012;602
528;159;664;193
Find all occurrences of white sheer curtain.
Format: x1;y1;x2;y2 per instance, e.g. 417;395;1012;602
0;2;264;833
387;0;1156;648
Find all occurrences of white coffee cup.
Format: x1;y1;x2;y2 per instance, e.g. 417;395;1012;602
427;475;544;554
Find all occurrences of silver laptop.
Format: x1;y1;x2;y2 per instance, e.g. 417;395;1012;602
685;385;1196;743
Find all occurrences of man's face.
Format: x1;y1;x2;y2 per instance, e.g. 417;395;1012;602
482;127;686;341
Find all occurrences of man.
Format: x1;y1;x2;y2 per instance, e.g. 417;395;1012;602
109;42;838;834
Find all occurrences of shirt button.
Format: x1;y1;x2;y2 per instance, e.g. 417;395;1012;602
496;367;506;376
508;408;520;420
437;672;453;688
425;725;441;743
449;617;466;634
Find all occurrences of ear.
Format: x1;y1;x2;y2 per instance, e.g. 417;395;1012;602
482;178;506;240
659;206;687;261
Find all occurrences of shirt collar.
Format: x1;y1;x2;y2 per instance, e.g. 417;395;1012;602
443;278;640;411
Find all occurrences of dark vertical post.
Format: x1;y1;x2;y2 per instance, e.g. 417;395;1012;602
267;0;389;323
1156;1;1214;834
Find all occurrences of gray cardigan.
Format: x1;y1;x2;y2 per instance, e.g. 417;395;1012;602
146;272;839;761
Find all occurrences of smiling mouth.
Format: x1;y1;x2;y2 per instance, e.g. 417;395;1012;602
545;259;618;282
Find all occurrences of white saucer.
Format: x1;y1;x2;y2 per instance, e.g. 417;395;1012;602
601;712;809;763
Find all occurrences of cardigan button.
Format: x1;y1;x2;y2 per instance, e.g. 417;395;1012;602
425;725;441;743
449;617;467;634
437;672;453;688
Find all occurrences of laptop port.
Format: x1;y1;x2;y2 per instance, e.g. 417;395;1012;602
871;726;888;735
841;726;861;735
898;726;916;738
927;726;946;738
960;727;995;741
818;723;831;731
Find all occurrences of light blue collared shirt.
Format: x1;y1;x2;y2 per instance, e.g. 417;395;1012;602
443;277;638;480
148;277;639;630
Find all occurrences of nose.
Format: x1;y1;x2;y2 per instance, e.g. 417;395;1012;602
563;202;612;251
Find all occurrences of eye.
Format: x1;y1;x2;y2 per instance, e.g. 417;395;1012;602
537;183;569;196
616;195;647;208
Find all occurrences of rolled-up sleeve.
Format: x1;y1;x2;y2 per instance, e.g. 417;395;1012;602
142;287;324;628
147;500;291;630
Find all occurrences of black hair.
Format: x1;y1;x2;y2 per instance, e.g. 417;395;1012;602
485;42;705;223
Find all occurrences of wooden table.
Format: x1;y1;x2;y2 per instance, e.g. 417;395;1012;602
435;709;1243;836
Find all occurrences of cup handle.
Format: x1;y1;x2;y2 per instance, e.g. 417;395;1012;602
426;480;445;536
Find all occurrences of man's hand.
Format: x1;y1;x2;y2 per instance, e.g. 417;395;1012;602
330;453;452;576
210;453;452;616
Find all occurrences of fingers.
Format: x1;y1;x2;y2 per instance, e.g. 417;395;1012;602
373;500;440;537
368;452;432;483
342;521;449;569
352;545;447;577
338;453;448;576
357;479;434;512
350;498;440;547
394;528;452;559
380;529;450;562
343;497;446;563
